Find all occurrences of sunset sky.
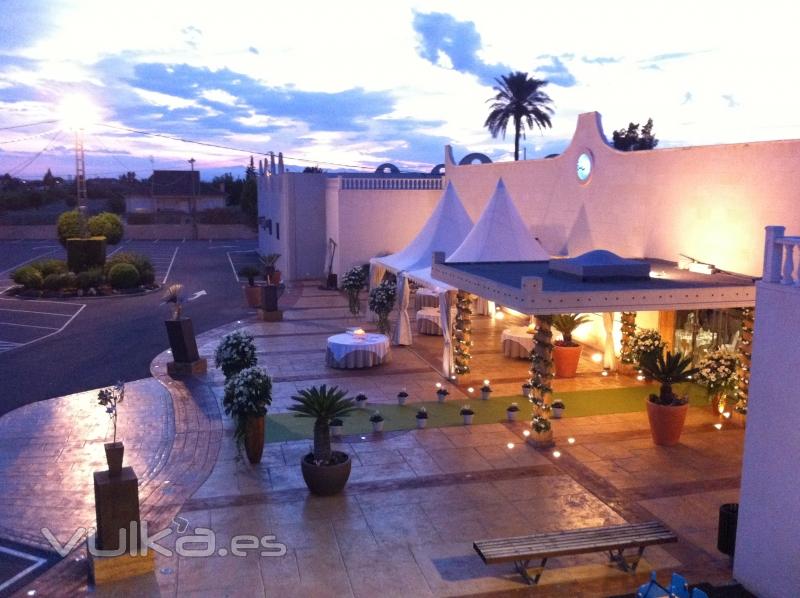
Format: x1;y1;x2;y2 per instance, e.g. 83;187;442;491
1;0;797;179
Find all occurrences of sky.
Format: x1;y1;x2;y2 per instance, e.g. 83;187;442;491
1;0;799;180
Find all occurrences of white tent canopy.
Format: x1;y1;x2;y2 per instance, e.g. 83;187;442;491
447;178;550;263
371;181;474;275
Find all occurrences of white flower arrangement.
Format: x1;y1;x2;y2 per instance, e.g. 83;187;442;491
341;266;367;292
215;330;257;379
368;280;397;334
223;366;273;449
696;349;739;393
631;328;665;363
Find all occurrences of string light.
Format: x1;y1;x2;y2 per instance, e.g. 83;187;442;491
567;437;576;444
552;450;561;458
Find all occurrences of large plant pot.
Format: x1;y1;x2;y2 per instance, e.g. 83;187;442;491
243;285;262;308
268;270;282;285
646;400;689;446
244;415;265;464
553;344;582;378
104;441;124;475
164;318;200;363
301;452;352;496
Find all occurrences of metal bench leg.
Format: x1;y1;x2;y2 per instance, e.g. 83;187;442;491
514;558;548;585
608;546;646;573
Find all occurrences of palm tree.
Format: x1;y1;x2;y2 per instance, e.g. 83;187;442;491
640;350;698;405
552;314;592;346
288;385;357;463
484;71;554;161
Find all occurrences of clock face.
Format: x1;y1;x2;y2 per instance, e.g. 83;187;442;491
576;152;593;182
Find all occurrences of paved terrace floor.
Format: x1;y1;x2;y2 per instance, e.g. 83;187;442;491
6;281;743;597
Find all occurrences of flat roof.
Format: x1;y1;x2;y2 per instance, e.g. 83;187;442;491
431;258;757;314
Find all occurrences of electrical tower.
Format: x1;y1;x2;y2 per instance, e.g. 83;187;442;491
75;128;88;213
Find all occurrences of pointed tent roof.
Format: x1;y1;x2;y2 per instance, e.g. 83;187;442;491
372;181;474;273
447;178;549;263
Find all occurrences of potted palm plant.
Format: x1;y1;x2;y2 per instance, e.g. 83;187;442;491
640;350;698;446
223;366;272;464
370;411;385;432
97;382;125;475
214;330;257;380
262;253;282;285
552;313;592;378
239;265;263;308
162;283;201;367
288;385;357;496
415;407;428;429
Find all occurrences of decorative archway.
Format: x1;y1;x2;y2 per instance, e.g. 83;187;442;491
458;153;492;165
375;163;400;174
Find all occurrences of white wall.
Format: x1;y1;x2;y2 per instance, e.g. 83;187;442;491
734;281;800;597
445;112;800;276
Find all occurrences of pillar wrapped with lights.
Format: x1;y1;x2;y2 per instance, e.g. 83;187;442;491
735;307;754;424
453;290;473;376
620;311;637;365
529;315;554;404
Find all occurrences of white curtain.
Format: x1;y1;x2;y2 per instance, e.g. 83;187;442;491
439;290;454;375
392;274;413;346
474;296;490;315
603;312;617;371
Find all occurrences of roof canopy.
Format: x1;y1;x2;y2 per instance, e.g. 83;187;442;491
447;178;549;263
371;181;473;274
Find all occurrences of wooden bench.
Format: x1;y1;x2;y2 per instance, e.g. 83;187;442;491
473;521;677;585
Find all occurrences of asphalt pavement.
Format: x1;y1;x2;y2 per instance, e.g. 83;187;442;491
0;239;261;416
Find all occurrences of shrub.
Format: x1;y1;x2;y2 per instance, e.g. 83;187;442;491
28;259;67;278
11;266;43;289
57;210;85;246
87;212;124;244
76;267;104;290
104;252;155;285
43;272;77;291
215;330;258;379
108;263;140;289
67;237;107;272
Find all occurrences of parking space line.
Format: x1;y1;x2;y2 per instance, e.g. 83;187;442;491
162;245;180;284
226;252;241;283
0;340;22;352
0;248;59;276
0;303;86;351
0;545;48;592
0;297;81;306
0;307;72;317
0;322;61;330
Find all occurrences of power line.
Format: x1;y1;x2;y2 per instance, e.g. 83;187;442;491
0;128;61;145
97;122;374;171
0;119;59;131
7;130;62;177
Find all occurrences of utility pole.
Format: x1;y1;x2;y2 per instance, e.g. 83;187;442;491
188;157;197;239
75;128;88;215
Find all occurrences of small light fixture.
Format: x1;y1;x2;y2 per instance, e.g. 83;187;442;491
507;442;515;449
591;353;603;363
495;311;505;320
713;423;723;430
483;379;490;386
467;387;474;393
722;411;731;419
567;437;575;444
435;382;442;389
522;430;530;438
552;450;561;458
601;369;609;377
636;375;645;381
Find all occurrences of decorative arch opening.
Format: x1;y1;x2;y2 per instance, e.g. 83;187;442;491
458;153;492;165
430;164;445;175
375;163;400;174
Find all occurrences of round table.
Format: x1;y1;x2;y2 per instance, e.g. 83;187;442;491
414;288;439;310
416;307;443;335
326;333;391;369
501;326;534;358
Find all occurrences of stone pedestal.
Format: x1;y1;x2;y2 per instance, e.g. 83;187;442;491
166;358;207;376
257;308;283;322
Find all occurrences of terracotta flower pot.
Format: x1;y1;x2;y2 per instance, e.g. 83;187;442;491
301;452;352;496
553;343;582;378
243;285;262;308
268;271;282;285
104;441;124;475
244;415;265;464
646;400;689;446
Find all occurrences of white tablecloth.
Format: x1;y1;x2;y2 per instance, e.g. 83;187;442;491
414;288;439;310
416;307;443;335
501;326;534;358
326;333;390;369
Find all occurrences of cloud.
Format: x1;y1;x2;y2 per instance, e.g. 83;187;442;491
722;94;738;108
582;55;620;65
248;46;259;55
681;92;693;105
535;55;576;87
412;12;509;86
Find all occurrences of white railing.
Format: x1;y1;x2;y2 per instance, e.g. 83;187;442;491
340;177;443;191
763;226;800;285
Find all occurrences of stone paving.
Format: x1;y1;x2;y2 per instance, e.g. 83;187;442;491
6;281;744;596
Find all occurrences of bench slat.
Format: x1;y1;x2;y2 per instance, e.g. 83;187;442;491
479;530;676;554
476;521;665;548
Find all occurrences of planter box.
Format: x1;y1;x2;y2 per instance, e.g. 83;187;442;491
164;318;200;363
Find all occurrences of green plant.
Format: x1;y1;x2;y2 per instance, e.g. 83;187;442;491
640;350;698;406
507;402;520;412
11;266;43;289
28;259;67;278
105;252;155;285
552;314;592;346
239;265;261;286
108;263;140;289
76;267;104;291
87;212;124;244
416;407;428;419
215;330;258;379
223;367;273;452
341;266;367;315
369;411;384;423
631;328;665;364
97;382;125;443
551;399;565;409
368;280;397;334
66;237;106;272
288;385;357;464
57;210;86;246
42;272;77;291
459;406;474;416
695;349;739;395
531;415;551;433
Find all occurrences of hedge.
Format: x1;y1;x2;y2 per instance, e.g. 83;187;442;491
66;237;107;273
108;263;140;289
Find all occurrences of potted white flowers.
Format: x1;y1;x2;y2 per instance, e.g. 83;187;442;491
341;265;367;316
436;387;449;403
695;349;739;414
529;415;554;447
521;382;532;398
416;407;428;429
397;389;409;405
506;402;520;422
460;405;474;425
222;366;273;463
214;330;257;379
329;417;344;437
355;393;368;407
97;381;125;475
631;328;666;366
480;380;492;401
551;399;566;419
368;280;397;335
370;411;385;432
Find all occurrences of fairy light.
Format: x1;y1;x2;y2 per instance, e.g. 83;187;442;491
714;423;723;430
567;437;575;444
722;411;731;419
591;353;603;363
435;382;442;389
507;442;515;449
522;430;531;437
552;450;561;458
483;379;490;386
467;387;474;393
